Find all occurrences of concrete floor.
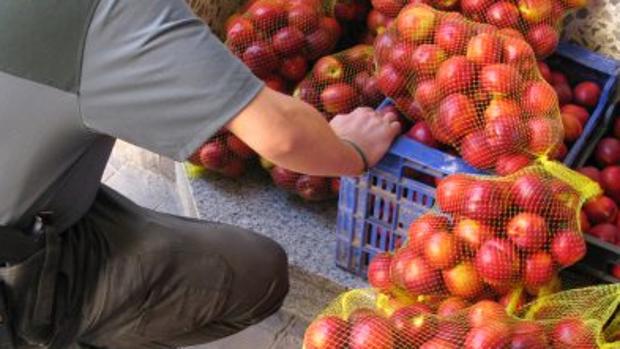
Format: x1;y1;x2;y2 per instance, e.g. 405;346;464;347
103;141;302;349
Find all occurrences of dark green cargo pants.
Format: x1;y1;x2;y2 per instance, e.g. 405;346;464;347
0;187;289;349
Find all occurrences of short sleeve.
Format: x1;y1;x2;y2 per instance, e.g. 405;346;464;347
79;0;264;161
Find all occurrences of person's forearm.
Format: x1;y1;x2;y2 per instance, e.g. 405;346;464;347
227;88;364;176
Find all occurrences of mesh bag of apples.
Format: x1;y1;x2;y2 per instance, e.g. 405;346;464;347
369;0;587;59
304;163;612;348
375;5;569;173
263;44;387;201
303;284;620;349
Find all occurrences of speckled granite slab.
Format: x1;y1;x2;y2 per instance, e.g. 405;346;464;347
189;168;367;290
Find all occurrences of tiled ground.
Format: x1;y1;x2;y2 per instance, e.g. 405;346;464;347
103;142;301;349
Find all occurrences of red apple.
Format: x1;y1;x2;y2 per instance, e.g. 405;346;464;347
436;174;472;213
485;115;525;157
486;2;520;28
322;17;342;42
437;93;478;142
220;159;245;178
584;195;618;224
374;32;396;63
527;117;561;155
306;29;335;60
279;55;308;82
524;252;555;287
390;304;438;348
423;231;458;270
551;319;597;349
550;142;568;161
414;80;442;111
377;64;406;97
264;74;288;93
437;297;470;318
443;263;485;299
199;141;225;169
537;61;552;83
511;322;549;349
271;166;301;191
453;218;494;251
248;2;287;32
511;174;551;213
526;24;559;58
560;111;582;143
551;229;586;267
371;0;405;17
406;122;439;148
420;338;459;349
288;4;320;34
350;315;395;349
368;253;393;292
475;239;519;285
226;134;255;159
611;264;620;279
461;0;495;18
518;0;552;23
272;27;306;56
411;44;447;77
343;44;375;68
314;56;344;83
580;210;591;233
436;56;476;94
523;81;559;116
484;99;521;122
596;138;620;166
321;83;359;115
468;300;509;328
467;33;502;65
296;175;329;201
304;316;350;349
589;223;618;244
574;81;601;108
242;41;280;78
461;130;497;170
464;322;512;349
551;71;569;86
226;18;257;48
561;104;590;126
396;5;437;43
462;181;507;221
434;19;471;54
495;153;532;175
361;76;384;107
408;214;450;253
600;166;620;197
507;213;548;251
480;64;522;95
554;83;574;106
401;255;443;295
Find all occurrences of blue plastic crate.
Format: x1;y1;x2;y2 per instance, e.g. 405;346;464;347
335;43;619;279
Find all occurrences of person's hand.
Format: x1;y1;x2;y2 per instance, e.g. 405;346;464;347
330;107;402;169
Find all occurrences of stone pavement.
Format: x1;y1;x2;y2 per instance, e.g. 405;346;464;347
103;141;304;349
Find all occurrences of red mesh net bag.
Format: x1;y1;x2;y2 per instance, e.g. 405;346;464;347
187;131;257;178
374;5;566;172
369;0;587;59
260;44;387;201
367;161;601;304
303;284;620;349
224;0;342;94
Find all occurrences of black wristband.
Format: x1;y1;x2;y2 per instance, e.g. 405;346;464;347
342;139;369;173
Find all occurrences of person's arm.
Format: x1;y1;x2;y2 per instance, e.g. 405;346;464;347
227;87;400;177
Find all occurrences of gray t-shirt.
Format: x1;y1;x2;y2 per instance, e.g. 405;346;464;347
0;0;263;231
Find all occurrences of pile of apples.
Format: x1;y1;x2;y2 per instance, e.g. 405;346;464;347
366;170;587;303
267;164;341;201
304;297;600;348
577;112;620;251
375;5;564;173
225;0;342;94
296;45;384;118
189;132;257;178
538;61;602;160
368;0;585;59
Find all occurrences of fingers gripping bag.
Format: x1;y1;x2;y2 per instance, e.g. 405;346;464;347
224;0;343;94
366;160;602;304
374;5;567;173
368;0;587;60
303;284;620;349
